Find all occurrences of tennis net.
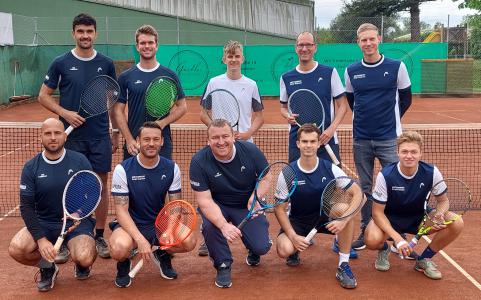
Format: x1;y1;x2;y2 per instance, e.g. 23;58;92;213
1;122;480;217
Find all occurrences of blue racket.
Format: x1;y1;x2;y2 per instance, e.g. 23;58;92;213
53;170;102;252
238;162;298;229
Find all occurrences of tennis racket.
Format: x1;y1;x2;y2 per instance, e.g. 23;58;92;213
65;75;119;135
406;177;471;249
238;162;298;230
201;88;240;130
305;176;365;242
53;170;102;252
129;200;197;278
287;88;340;165
145;76;178;122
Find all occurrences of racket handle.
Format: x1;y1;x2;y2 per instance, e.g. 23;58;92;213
238;218;248;230
53;236;65;252
304;228;317;243
129;259;144;278
65;126;74;135
325;144;340;166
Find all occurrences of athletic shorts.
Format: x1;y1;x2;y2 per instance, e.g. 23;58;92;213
39;217;96;245
279;214;334;236
109;219;157;245
65;138;112;173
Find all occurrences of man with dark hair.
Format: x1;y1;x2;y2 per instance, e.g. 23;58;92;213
190;119;271;288
110;121;196;288
38;13;117;260
9;118;97;292
113;24;187;161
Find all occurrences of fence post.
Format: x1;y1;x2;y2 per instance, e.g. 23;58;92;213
380;15;384;43
105;16;109;44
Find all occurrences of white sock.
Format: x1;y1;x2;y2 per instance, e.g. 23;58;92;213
338;252;350;267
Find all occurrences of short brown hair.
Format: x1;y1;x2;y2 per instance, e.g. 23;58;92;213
138;121;162;138
297;123;322;141
357;23;379;37
207;119;233;136
135;24;158;44
397;131;423;149
223;40;243;58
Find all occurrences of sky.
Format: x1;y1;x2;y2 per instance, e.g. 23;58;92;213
315;0;478;28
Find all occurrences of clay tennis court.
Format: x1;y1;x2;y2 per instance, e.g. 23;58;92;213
0;96;480;298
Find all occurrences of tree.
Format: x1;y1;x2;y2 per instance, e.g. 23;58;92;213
343;0;436;42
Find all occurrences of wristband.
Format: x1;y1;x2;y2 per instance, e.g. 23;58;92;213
396;240;408;249
112;128;120;133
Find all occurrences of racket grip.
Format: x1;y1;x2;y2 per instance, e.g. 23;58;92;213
53;237;65;252
128;259;144;278
238;218;248;230
65;126;74;135
325;144;340;166
304;228;317;242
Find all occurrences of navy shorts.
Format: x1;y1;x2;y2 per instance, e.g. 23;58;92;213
109;219;158;245
65;138;112;173
388;214;424;235
40;217;96;245
279;214;334;236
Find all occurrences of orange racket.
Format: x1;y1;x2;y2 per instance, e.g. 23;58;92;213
129;200;197;278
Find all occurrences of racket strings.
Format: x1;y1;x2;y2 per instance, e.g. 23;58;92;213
203;90;240;127
64;173;101;219
257;163;296;206
288;90;325;127
80;77;119;115
145;78;177;118
155;202;196;246
322;177;361;220
428;178;472;223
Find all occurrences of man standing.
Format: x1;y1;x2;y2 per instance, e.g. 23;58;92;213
113;24;187;160
109;122;196;288
38;13;116;259
280;31;348;163
9;118;97;292
344;23;412;250
190;119;271;288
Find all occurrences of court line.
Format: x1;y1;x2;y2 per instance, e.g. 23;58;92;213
0;205;20;222
423;236;481;291
433;112;472;123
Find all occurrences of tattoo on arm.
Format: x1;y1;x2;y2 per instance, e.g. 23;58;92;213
114;195;129;206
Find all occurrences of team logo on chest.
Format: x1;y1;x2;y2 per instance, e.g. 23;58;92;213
69;67;78;71
353;74;366;80
97;67;103;73
289;80;302;86
134;80;142;84
214;172;222;178
392;186;405;192
132;175;146;181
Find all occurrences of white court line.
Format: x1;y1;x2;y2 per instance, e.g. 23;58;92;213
423;236;481;291
0;205;20;222
434;112;472;123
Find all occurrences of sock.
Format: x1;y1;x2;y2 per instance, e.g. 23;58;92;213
419;246;437;260
338;252;350;266
381;242;389;250
95;229;104;239
38;258;53;269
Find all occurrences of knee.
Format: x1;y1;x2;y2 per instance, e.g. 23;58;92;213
109;238;132;260
8;239;24;260
276;239;294;258
72;246;96;267
451;217;464;233
250;241;271;256
182;235;198;252
364;230;383;250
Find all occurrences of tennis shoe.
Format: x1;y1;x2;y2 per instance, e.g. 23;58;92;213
95;236;111;258
246;250;261;266
198;241;209;257
215;262;232;288
115;259;131;288
351;232;366;250
375;247;391;271
74;264;91;280
414;258;442;279
36;264;59;292
54;244;70;264
153;250;178;280
331;238;358;259
286;251;300;266
336;262;357;289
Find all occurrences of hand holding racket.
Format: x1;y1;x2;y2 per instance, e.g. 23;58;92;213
129;200;197;278
201;89;240;131
238;162;298;229
400;178;471;258
305;176;364;242
287;89;340;165
65;75;119;135
53;170;102;254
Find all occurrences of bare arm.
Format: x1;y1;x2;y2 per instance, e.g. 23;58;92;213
200;108;211;127
274;202;310;251
113;102;139;156
236;110;264;141
156;98;187;129
280;103;297;125
38;84;85;128
372;202;404;245
195;190;241;242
